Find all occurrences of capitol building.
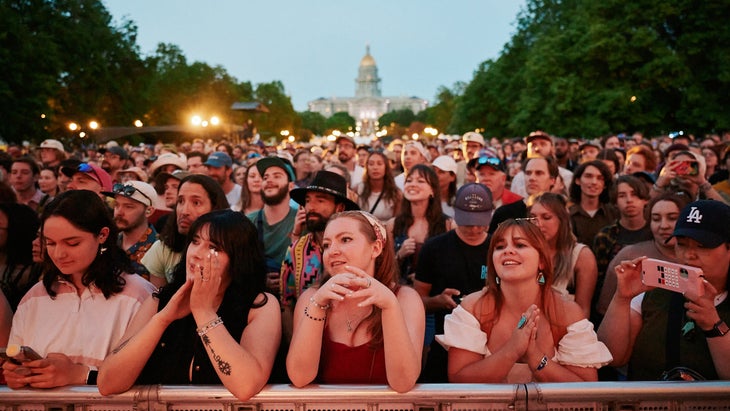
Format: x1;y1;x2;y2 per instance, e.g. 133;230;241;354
307;46;428;135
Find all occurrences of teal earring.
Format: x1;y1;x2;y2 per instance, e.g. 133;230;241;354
494;276;500;285
537;270;546;285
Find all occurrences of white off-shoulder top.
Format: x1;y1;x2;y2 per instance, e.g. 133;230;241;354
435;305;613;382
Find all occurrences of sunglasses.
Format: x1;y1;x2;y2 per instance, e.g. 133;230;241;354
112;183;151;205
477;156;502;167
78;163;102;184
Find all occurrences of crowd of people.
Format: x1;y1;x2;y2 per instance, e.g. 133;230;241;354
0;129;728;399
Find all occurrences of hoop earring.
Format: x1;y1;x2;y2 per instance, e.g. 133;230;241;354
537;270;546;285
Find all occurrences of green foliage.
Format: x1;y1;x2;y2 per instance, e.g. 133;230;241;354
378;109;415;128
299;111;326;136
325;112;356;132
452;0;730;137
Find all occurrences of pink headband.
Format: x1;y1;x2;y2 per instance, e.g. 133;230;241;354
358;211;386;244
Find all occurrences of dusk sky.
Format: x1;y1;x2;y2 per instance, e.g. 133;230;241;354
103;1;526;111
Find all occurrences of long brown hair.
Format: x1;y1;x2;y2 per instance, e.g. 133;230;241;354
476;219;568;344
393;164;447;237
319;211;399;347
529;192;576;286
359;151;401;214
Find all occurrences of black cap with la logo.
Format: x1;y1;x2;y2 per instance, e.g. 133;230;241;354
670;200;730;248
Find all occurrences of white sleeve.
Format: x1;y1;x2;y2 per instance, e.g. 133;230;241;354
435;305;489;355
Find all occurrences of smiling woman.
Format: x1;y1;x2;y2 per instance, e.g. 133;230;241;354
437;219;611;383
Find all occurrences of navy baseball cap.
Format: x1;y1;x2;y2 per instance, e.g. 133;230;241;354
669;200;730;248
204;151;233;168
453;183;494;227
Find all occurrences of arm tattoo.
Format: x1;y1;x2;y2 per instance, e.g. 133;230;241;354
111;338;131;355
201;334;231;376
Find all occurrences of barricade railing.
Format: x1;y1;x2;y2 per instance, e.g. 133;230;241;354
0;382;728;411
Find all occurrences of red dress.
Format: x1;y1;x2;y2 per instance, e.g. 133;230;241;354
318;332;387;384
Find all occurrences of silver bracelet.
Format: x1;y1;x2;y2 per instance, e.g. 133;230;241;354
309;297;330;311
196;316;223;337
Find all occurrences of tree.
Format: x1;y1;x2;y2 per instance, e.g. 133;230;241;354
299;111;326;136
452;0;730;137
325;112;356;133
253;81;299;141
378;109;415;128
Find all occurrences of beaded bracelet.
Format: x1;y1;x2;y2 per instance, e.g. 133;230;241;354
309;297;331;311
304;305;326;322
196;316;223;337
535;355;549;371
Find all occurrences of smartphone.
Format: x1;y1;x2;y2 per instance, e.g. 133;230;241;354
674;160;699;176
0;345;42;376
641;258;705;296
0;344;42;364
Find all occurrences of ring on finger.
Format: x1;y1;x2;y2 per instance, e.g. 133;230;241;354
366;278;372;288
517;315;528;329
330;283;335;289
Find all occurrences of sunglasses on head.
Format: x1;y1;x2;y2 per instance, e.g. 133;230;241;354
77;163;102;183
112;183;151;204
478;156;501;167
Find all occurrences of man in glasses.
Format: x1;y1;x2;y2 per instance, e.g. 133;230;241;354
100;145;130;184
61;162;113;199
103;181;158;279
510;131;574;198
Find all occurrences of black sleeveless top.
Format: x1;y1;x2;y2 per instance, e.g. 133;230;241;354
136;287;253;384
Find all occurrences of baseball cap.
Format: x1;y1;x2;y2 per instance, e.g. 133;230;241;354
40;139;65;152
204;151;233;168
579;141;602;152
669;200;730;248
105;145;129;160
103;181;157;207
404;141;431;162
526;130;552;144
256;156;295;182
467;149;505;172
335;135;356;147
61;162;113;192
453;183;494;227
432;155;457;174
462;131;485;146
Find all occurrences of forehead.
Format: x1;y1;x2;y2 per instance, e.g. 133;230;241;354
337;141;355;149
324;217;360;236
43;216;88;237
178;182;208;198
617;182;635;192
263;166;287;178
72;173;97;184
11;162;31;171
306;191;335;202
529;139;552;147
652;200;679;213
526;158;548;171
115;195;144;207
582;166;602;176
164;177;180;186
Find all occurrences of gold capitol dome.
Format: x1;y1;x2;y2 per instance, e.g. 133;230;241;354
360;45;376;67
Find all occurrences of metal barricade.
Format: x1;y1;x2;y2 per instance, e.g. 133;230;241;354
0;382;728;411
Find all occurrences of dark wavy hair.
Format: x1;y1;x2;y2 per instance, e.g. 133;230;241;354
160;210;268;309
41;190;131;298
159;174;229;252
569;160;613;204
394;164;447;237
0;202;40;308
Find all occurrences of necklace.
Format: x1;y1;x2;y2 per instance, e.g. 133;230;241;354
345;307;372;333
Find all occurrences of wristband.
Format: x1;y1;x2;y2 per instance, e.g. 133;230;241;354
196;316;223;337
86;366;98;385
304;305;327;322
309;297;330;311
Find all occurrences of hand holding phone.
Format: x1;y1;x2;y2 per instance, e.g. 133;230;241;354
1;344;43;376
641;258;704;297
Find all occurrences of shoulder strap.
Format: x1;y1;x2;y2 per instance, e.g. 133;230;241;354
369;191;384;214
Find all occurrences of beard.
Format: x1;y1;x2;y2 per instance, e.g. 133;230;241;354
261;184;289;206
305;212;328;232
338;151;352;163
115;214;146;233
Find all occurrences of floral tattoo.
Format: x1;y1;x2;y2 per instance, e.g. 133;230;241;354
202;334;231;375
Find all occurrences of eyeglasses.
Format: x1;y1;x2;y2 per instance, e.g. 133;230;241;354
112;183;151;205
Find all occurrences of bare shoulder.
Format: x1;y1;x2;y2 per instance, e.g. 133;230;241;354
396;285;421;304
550;289;586;324
460;288;488;313
249;293;282;319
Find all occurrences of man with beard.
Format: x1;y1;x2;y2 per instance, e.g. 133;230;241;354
335;135;364;189
104;181;159;279
247;156;298;295
141;175;229;288
101;146;129;184
204;151;241;206
279;170;359;343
